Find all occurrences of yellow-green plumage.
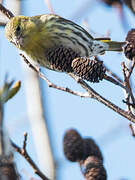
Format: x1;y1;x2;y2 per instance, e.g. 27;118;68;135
5;14;125;72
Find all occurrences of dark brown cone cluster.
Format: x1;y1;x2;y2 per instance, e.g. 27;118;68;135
63;129;84;162
72;58;106;83
46;46;80;72
0;155;19;180
0;163;19;180
63;129;107;180
81;156;107;180
83;138;103;162
124;29;135;60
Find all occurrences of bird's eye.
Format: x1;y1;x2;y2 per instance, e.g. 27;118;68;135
16;25;21;32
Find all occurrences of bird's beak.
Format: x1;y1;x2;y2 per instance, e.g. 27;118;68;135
11;36;20;48
11;36;23;49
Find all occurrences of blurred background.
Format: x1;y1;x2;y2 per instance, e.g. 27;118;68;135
0;0;135;179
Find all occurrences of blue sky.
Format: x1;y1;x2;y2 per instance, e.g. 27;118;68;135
1;0;135;179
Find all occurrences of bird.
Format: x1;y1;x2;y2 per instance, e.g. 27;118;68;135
5;14;125;72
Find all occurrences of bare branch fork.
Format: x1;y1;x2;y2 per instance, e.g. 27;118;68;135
121;57;135;112
11;133;50;180
19;53;135;123
1;3;135;123
0;3;14;19
94;56;135;102
20;54;91;98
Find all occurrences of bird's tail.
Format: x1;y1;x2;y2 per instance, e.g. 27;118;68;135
99;39;126;52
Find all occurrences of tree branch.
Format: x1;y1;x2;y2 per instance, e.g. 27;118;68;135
1;3;135;124
129;123;135;137
104;75;126;90
20;53;135;123
11;133;49;180
0;3;14;19
20;54;92;98
127;57;135;79
105;65;123;83
68;73;135;123
121;59;135;111
94;56;123;83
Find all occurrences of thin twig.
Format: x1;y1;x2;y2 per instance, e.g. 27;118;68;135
121;57;135;119
11;133;49;180
123;100;135;108
1;4;135;123
92;57;131;94
122;61;135;108
20;53;135;123
129;123;135;137
20;54;91;98
94;56;123;83
0;4;14;19
105;65;123;83
104;75;126;90
104;74;135;108
122;62;131;111
127;57;135;78
104;72;135;113
69;73;135;123
22;132;27;151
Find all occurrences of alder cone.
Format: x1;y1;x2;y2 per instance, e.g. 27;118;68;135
46;46;80;72
81;156;107;180
63;129;84;162
83;138;103;162
124;29;135;60
72;57;106;83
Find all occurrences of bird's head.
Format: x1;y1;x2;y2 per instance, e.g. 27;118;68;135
5;16;39;50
